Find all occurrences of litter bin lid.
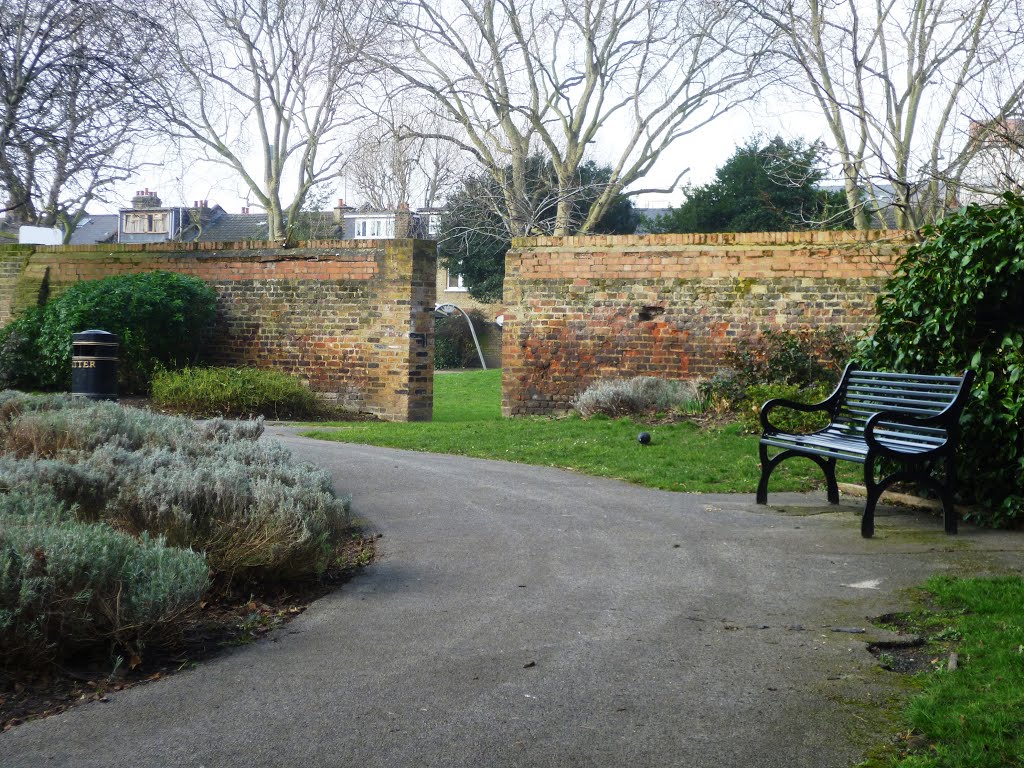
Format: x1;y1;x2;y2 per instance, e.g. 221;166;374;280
72;329;120;344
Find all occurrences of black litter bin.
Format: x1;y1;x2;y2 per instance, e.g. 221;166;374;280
71;330;119;401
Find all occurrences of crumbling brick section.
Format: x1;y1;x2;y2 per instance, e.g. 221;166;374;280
502;230;912;417
3;239;435;422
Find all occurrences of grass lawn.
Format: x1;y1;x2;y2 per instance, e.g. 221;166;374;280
865;576;1024;768
303;369;857;493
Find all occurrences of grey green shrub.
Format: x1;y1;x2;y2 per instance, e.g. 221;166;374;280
87;442;349;579
0;393;349;581
574;376;701;418
0;391;262;457
0;489;209;666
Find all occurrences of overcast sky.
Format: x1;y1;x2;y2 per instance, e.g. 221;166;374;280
108;87;832;216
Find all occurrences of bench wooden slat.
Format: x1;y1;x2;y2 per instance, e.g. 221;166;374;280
843;376;962;391
845;392;958;409
757;362;975;538
850;370;965;384
847;383;961;398
840;402;947;417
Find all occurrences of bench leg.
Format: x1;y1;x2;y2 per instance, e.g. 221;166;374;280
942;455;958;535
862;459;878;538
823;457;839;505
756;442;772;504
758;446;839;506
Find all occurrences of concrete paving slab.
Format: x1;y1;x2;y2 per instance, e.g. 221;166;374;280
2;430;1021;767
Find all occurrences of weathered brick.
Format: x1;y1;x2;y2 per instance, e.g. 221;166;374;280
502;231;909;416
1;240;436;421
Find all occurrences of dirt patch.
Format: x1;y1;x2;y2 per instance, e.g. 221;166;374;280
868;611;960;675
0;533;377;732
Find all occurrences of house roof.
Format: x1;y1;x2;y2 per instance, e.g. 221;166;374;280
195;212;268;242
70;215;118;244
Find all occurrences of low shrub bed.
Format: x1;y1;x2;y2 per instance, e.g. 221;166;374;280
0;393;352;670
0;489;209;667
151;366;325;419
574;376;702;418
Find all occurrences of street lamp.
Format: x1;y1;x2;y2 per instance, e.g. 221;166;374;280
434;302;487;370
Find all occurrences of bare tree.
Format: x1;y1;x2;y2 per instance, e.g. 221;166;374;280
366;0;767;237
150;0;368;241
346;111;466;210
757;0;1024;229
0;0;157;241
955;118;1024;205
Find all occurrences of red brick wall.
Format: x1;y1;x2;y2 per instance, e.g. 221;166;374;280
4;240;435;421
502;231;912;416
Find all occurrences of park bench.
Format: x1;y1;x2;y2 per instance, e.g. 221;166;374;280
756;364;975;537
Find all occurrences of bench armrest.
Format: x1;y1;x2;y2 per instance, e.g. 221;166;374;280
863;410;951;457
759;397;832;435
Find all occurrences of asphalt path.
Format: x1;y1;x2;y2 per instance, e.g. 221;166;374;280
2;429;1021;767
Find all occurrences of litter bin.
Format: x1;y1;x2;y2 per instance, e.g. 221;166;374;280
71;329;119;401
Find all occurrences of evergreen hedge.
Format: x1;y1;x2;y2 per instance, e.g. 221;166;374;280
0;271;217;393
858;194;1024;526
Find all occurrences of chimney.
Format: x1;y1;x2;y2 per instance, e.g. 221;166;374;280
132;188;161;209
395;201;413;238
334;198;346;224
242;206;250;215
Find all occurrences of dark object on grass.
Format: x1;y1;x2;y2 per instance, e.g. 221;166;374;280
757;363;974;537
638;431;651;446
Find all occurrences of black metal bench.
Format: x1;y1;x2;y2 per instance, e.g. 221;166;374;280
756;364;975;537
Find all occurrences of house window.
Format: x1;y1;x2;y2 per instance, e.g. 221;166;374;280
123;211;169;234
446;269;466;291
354;217;394;238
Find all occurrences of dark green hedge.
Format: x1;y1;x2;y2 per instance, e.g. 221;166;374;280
0;271;218;394
859;194;1024;526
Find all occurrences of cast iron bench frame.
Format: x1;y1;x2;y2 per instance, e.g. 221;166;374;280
756;363;975;537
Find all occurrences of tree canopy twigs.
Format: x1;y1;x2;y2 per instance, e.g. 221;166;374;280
0;0;158;241
367;0;768;238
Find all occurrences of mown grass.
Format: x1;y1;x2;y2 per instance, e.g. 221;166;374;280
303;369;857;493
864;576;1024;768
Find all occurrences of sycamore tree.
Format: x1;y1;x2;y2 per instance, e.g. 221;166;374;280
755;0;1024;228
148;0;371;241
650;137;852;233
366;0;768;237
346;111;468;210
440;158;639;302
0;0;158;241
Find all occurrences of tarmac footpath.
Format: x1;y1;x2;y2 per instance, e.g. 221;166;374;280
3;428;1021;767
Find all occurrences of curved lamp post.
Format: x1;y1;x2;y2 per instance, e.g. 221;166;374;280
435;302;487;370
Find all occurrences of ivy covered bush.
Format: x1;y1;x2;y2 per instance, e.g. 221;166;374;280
0;271;217;394
858;194;1024;526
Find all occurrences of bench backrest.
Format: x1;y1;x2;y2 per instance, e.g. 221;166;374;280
831;366;974;449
